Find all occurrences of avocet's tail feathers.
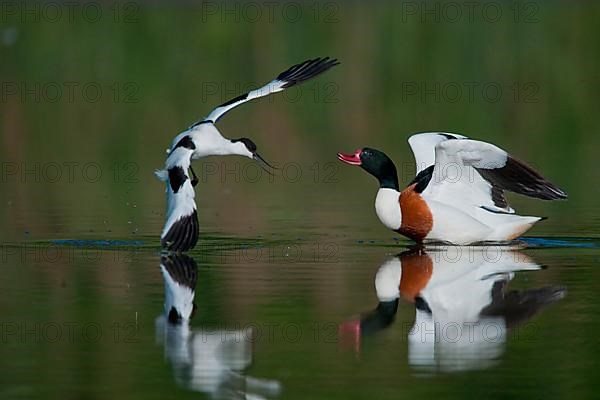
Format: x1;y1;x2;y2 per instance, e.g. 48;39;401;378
155;169;168;181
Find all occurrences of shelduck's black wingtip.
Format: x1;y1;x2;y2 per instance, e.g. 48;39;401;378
548;186;568;200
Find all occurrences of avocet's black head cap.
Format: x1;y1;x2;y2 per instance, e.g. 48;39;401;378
231;137;257;153
337;147;399;190
231;137;275;175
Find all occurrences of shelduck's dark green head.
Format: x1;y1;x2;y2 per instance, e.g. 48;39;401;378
337;147;399;191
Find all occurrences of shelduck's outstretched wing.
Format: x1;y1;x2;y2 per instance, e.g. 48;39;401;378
155;146;199;252
423;139;567;211
191;57;340;126
408;132;467;174
408;132;515;213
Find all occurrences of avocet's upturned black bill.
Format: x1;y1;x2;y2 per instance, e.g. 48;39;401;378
338;133;567;245
156;57;340;252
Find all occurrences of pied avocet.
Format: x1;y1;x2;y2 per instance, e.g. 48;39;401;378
156;57;339;251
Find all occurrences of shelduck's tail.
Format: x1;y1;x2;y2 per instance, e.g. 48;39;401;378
487;215;543;241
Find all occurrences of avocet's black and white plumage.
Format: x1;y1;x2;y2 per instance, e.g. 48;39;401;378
338;133;567;244
156;57;340;252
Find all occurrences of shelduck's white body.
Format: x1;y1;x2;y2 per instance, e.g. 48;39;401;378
375;187;541;245
339;132;567;245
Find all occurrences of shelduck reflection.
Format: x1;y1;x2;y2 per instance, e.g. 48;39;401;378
341;246;566;373
155;254;281;399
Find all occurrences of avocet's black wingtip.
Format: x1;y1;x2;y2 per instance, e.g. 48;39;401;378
277;57;340;88
161;210;199;253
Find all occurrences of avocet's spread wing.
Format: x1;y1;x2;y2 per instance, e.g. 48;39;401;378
423;139;567;212
155;146;199;252
408;132;467;174
192;57;340;126
160;254;198;323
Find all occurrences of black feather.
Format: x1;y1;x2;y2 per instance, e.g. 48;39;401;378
491;185;509;209
161;210;199;252
168;166;188;194
439;133;459;140
480;282;566;329
217;92;249;108
277;57;340;89
189;119;213;128
409;165;434;193
168;307;182;324
173;135;196;150
359;299;399;336
476;156;567;201
161;254;198;289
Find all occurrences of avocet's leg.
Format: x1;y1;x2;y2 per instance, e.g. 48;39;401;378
189;166;199;187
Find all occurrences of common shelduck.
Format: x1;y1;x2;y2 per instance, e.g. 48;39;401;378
155;254;282;397
337;133;567;245
156;57;339;252
340;246;566;371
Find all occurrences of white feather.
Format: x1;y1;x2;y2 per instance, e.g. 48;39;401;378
155;169;168;181
204;79;288;123
408;132;467;174
375;188;402;230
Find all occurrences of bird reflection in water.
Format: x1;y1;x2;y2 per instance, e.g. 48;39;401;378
340;245;566;372
155;254;281;399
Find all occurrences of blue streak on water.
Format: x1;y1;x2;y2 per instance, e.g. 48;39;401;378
520;237;599;249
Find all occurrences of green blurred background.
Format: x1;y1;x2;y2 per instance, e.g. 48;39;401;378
1;0;599;241
1;1;600;399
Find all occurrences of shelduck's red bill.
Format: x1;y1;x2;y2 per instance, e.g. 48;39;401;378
337;149;363;166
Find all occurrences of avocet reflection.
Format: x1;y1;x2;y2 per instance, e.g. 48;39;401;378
155;254;281;399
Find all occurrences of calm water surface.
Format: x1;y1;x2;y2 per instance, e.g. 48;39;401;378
2;213;599;399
